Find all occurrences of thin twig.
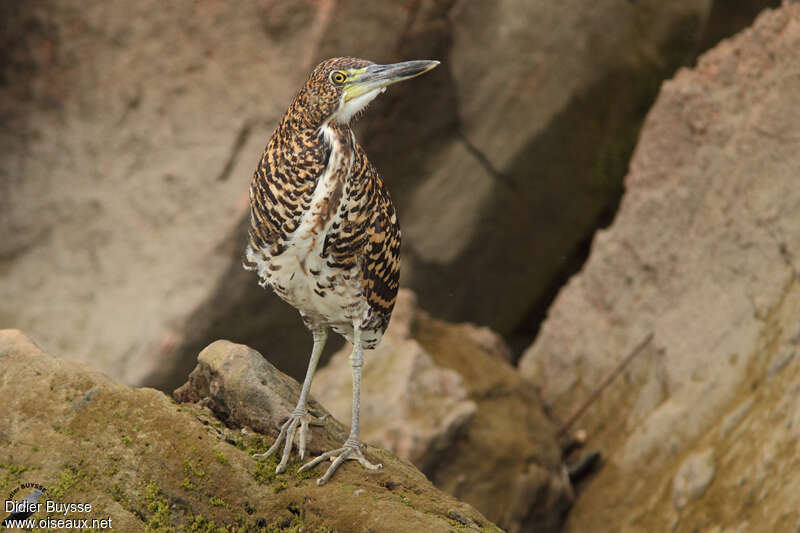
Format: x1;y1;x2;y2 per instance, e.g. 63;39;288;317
558;332;654;436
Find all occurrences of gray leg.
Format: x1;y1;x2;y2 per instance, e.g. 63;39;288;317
255;326;327;473
299;325;382;485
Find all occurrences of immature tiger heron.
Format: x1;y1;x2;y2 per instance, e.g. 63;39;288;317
244;57;439;485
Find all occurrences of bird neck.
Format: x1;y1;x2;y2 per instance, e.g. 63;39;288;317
277;105;354;149
278;105;315;135
319;121;354;148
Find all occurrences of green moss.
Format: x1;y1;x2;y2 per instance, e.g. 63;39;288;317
183;514;227;532
288;462;318;482
51;423;74;436
252;457;278;485
234;435;272;455
0;462;37;492
143;481;173;533
251;453;317;494
141;480;283;533
266;517;301;533
257;518;336;533
287;501;300;516
184;458;207;479
110;483;126;503
49;464;83;501
273;479;287;493
444;516;504;533
208;495;227;508
213;450;228;465
121;435;132;445
180;457;207;492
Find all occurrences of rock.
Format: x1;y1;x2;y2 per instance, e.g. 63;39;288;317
0;329;501;532
173;339;348;453
718;399;754;439
519;4;800;532
374;0;720;334
0;0;325;389
461;323;516;364
672;449;716;510
766;346;796;380
314;290;571;533
4;0;772;394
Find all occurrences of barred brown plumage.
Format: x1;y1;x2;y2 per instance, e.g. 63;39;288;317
243;57;439;485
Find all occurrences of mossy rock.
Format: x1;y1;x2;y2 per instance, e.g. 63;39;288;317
0;330;501;532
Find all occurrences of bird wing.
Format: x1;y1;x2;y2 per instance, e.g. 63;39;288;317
360;169;401;323
248;130;330;256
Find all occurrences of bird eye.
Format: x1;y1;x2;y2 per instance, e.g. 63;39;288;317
330;71;347;85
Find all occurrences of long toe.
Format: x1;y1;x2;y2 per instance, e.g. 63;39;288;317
253;415;295;459
254;412;323;473
299;442;383;486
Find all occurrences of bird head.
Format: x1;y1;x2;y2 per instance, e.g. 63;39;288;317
293;57;439;128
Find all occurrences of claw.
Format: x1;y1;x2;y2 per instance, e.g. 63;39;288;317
298;417;309;460
298;441;382;486
254;409;326;473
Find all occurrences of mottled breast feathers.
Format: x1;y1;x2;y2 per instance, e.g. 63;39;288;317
246;118;401;344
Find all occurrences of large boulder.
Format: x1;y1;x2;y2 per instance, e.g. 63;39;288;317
376;0;717;334
0;329;500;532
519;4;800;531
0;0;314;387
3;0;753;391
314;290;571;533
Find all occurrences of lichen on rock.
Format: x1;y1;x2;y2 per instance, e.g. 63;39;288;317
0;329;501;532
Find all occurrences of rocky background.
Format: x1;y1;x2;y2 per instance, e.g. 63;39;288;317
2;1;797;532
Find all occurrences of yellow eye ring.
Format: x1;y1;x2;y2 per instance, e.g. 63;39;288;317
330;71;346;85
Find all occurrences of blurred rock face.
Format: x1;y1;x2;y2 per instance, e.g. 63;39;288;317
1;0;741;389
383;0;715;333
314;290;571;533
520;4;800;531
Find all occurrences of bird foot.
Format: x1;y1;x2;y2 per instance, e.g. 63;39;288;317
298;439;382;486
254;407;328;473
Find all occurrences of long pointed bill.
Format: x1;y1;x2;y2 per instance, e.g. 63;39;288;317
343;60;440;102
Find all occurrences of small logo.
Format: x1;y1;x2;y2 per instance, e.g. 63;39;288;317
3;483;46;526
3;481;113;530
